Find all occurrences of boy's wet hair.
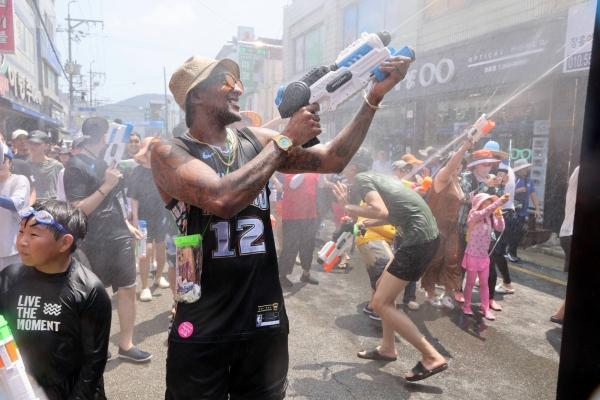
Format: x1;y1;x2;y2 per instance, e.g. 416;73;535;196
29;200;88;253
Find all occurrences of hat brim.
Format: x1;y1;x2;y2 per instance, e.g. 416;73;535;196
475;194;499;210
467;158;501;169
513;163;533;172
489;150;509;159
27;138;46;144
182;58;240;108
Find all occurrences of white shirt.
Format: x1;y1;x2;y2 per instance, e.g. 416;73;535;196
0;174;30;258
502;167;516;210
57;168;66;201
560;166;579;237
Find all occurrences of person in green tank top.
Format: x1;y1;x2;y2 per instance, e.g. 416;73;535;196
333;149;448;382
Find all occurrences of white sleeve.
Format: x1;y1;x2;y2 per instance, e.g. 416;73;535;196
11;175;30;213
289;174;305;190
57;168;66;202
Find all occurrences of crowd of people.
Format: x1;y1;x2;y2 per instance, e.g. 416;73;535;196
0;51;574;399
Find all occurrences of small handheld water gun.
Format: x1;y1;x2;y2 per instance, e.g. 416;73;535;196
401;176;432;194
275;31;415;147
467;114;496;143
0;315;38;400
317;217;364;272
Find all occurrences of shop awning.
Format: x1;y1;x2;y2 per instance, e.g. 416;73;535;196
0;97;63;127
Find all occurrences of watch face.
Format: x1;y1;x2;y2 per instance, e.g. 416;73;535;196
280;136;292;148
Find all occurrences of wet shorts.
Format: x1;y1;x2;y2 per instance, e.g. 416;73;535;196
144;217;169;242
387;236;440;282
165;334;288;400
81;237;136;292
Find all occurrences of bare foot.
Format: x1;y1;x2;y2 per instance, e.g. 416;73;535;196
375;345;397;359
490;300;502;311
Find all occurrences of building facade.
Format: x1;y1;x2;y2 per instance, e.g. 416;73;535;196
0;0;65;141
282;0;592;232
216;26;283;126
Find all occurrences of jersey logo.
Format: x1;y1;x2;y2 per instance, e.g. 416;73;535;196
202;151;214;160
43;303;62;316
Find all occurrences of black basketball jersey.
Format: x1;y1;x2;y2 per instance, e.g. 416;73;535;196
166;128;288;343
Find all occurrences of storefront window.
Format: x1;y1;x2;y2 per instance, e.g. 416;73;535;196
294;26;323;74
15;16;35;61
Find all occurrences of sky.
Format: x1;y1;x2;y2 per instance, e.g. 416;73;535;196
54;0;286;104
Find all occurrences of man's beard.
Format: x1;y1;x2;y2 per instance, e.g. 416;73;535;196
216;107;242;127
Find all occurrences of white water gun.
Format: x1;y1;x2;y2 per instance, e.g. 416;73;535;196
275;31;415;147
0;315;38;400
467;114;495;143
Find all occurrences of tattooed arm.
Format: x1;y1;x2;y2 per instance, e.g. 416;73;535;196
252;56;413;174
151;106;321;219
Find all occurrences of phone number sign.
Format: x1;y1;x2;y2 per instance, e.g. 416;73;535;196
563;0;595;73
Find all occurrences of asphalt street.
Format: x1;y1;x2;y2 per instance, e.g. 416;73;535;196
104;251;566;399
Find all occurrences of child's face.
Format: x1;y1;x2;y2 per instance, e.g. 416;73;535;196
17;218;71;267
496;171;508;184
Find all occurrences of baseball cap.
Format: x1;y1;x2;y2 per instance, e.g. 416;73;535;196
169;56;240;110
81;117;109;138
28;130;50;144
11;129;28;141
392;160;410;170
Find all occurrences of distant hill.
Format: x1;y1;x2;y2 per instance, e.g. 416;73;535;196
96;93;174;123
112;93;171;107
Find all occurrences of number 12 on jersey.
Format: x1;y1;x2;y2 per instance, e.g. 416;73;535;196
211;217;267;257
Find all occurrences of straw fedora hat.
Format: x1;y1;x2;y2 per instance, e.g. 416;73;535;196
169;56;240;110
401;153;423;165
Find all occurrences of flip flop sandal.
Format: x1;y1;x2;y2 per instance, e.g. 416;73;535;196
405;361;448;382
357;349;397;362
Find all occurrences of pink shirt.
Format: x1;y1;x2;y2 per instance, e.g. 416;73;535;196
464;198;505;258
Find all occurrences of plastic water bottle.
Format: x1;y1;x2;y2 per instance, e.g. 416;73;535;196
138;220;147;258
0;315;37;400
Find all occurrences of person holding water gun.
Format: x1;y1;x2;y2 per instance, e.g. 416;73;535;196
0;200;111;399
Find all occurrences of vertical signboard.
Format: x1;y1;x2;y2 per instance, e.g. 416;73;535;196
563;0;596;73
0;0;15;53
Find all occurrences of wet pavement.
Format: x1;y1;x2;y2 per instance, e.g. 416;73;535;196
103;249;566;399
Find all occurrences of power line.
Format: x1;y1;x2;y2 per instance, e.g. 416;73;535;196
31;0;69;81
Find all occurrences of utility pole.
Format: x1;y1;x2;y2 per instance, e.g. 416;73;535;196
88;62;104;108
163;66;169;137
65;1;103;130
89;62;93;107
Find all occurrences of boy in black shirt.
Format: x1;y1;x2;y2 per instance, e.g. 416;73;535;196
0;200;111;399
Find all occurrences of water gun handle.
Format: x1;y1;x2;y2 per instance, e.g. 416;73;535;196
303;137;320;148
372;46;416;81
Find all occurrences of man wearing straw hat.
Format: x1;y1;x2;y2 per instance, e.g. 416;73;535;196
151;53;412;399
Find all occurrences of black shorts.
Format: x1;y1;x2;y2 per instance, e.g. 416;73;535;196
165;334;288;400
81;237;136;292
387;236;440;282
